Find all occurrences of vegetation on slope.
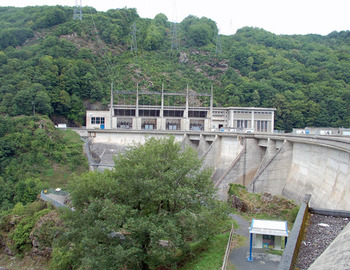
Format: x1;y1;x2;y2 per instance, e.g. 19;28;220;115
0;115;88;268
228;184;299;225
0;115;88;211
0;6;350;130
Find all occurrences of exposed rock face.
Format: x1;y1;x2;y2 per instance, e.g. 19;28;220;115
29;211;63;257
229;195;250;212
179;51;188;63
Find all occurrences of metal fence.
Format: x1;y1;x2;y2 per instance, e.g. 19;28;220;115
41;188;69;208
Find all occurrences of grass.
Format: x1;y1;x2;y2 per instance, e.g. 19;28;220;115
179;219;242;270
0;252;50;270
180;233;230;270
267;249;284;256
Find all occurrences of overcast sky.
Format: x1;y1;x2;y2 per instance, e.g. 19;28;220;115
1;0;349;36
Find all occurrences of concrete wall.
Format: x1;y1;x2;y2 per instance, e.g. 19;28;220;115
207;137;265;200
85;130;350;210
282;142;350;209
248;140;293;195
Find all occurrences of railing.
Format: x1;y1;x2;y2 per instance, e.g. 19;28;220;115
221;223;235;270
40;188;69;208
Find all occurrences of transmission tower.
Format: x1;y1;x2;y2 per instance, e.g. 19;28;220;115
171;0;179;51
216;32;222;55
130;22;138;53
171;22;179;51
73;0;82;20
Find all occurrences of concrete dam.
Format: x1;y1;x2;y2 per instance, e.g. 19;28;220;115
83;129;350;211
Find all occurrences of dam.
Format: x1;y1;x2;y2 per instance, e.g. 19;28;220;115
81;129;350;211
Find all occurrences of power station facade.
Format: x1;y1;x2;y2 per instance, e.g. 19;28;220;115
86;86;275;133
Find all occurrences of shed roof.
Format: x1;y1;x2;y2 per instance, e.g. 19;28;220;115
249;219;288;237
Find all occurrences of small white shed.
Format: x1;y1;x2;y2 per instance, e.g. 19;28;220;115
248;219;289;261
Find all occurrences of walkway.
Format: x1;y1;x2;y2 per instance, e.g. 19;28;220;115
229;214;281;270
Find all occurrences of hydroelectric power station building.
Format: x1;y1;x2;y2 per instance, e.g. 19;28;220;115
86;86;275;133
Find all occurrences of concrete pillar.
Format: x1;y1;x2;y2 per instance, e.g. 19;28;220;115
251;111;255;130
210;85;213;127
184;85;189;118
160;83;164;118
271;111;275;132
136;83;139;117
110;81;114;129
275;236;282;250
230;110;234;128
159;83;165;130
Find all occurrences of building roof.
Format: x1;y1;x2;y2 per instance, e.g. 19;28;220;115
249;219;289;237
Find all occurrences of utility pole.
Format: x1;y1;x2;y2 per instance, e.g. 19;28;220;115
73;0;82;20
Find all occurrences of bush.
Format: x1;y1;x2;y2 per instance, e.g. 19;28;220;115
10;208;50;252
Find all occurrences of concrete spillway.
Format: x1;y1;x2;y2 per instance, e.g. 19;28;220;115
82;129;350;211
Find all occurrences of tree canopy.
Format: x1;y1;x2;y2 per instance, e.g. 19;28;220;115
52;136;227;269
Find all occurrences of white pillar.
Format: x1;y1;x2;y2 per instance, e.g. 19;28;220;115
160;83;164;130
136;83;139;117
271;110;275;133
210;85;213;126
110;81;113;129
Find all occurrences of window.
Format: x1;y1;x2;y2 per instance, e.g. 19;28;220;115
91;117;105;125
257;120;268;132
237;120;248;128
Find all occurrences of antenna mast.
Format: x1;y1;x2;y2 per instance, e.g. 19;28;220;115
73;0;82;20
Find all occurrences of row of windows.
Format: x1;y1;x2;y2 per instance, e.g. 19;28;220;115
233;111;272;115
234;111;251;114
213;111;226;114
91;117;105;124
235;120;270;131
255;112;272;115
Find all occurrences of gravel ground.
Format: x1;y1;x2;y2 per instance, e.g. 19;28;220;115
295;214;350;270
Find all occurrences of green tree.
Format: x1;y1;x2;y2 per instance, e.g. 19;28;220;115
34;91;53;115
12;89;34;116
54;136;227;270
188;22;212;47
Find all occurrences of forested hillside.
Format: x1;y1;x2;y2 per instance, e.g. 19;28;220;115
0;115;88;211
1;5;350;132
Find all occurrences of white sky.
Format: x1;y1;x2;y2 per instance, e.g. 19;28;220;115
1;0;349;36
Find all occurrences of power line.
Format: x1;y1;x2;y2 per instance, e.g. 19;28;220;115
88;6;114;80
